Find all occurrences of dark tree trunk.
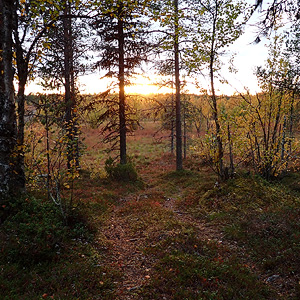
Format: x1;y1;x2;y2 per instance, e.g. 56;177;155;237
210;3;224;179
63;1;77;170
170;90;174;154
174;0;182;171
15;80;26;189
13;12;27;190
227;123;234;177
183;99;187;160
210;65;224;179
118;1;126;165
0;0;20;200
171;119;174;154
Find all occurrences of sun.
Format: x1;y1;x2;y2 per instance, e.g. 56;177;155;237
125;82;172;95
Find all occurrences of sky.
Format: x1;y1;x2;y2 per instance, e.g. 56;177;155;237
77;24;269;96
25;1;273;96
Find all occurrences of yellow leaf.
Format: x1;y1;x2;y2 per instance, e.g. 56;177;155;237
63;183;70;189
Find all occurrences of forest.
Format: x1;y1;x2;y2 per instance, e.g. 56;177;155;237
1;0;300;299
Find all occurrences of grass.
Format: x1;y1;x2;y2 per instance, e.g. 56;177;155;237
175;172;300;299
142;231;273;299
0;195;119;300
2;121;300;299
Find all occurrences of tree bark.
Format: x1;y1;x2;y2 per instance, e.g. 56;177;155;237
13;6;27;189
210;3;224;179
174;0;183;171
0;0;20;200
183;101;187;160
63;1;77;170
227;123;234;177
118;1;127;165
171;90;174;154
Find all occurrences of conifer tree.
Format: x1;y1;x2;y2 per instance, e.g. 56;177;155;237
93;0;150;164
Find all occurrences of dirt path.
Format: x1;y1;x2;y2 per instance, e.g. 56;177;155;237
101;201;155;299
95;155;289;299
97;156;227;299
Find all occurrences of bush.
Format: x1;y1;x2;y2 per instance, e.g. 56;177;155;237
105;157;138;182
1;195;93;265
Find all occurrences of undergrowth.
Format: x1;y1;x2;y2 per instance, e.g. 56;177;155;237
2;131;300;299
142;230;273;299
115;185;273;299
105;157;138;182
178;172;300;299
0;194;117;299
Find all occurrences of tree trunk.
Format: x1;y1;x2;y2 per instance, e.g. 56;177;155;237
10;0;26;191
170;83;174;154
183;96;187;160
0;0;20;200
171;119;174;154
63;1;77;170
210;3;224;179
15;80;26;189
118;1;127;165
14;44;27;190
174;0;182;171
227;123;234;177
63;1;72;169
210;75;224;178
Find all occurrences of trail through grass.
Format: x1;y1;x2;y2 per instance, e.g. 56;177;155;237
2;122;300;299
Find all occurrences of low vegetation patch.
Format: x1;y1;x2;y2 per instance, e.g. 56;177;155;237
142;229;273;299
105;157;138;182
2;121;300;299
0;194;117;299
180;173;300;298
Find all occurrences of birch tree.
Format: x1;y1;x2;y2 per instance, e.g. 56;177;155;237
12;0;67;190
0;0;19;200
243;34;300;179
188;0;246;179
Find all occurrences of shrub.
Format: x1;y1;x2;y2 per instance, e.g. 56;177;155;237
105;157;138;182
1;195;93;265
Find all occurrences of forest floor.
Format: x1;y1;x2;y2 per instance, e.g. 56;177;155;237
92;153;299;300
1;122;300;299
98;154;225;299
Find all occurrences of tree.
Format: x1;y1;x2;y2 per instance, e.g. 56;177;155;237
93;0;150;164
254;0;299;38
0;0;20;200
62;0;77;170
38;0;90;170
11;0;67;190
151;0;192;170
188;0;246;179
12;0;94;190
173;0;183;170
239;33;299;179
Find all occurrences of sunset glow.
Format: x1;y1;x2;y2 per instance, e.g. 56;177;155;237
78;74;174;95
127;84;172;95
